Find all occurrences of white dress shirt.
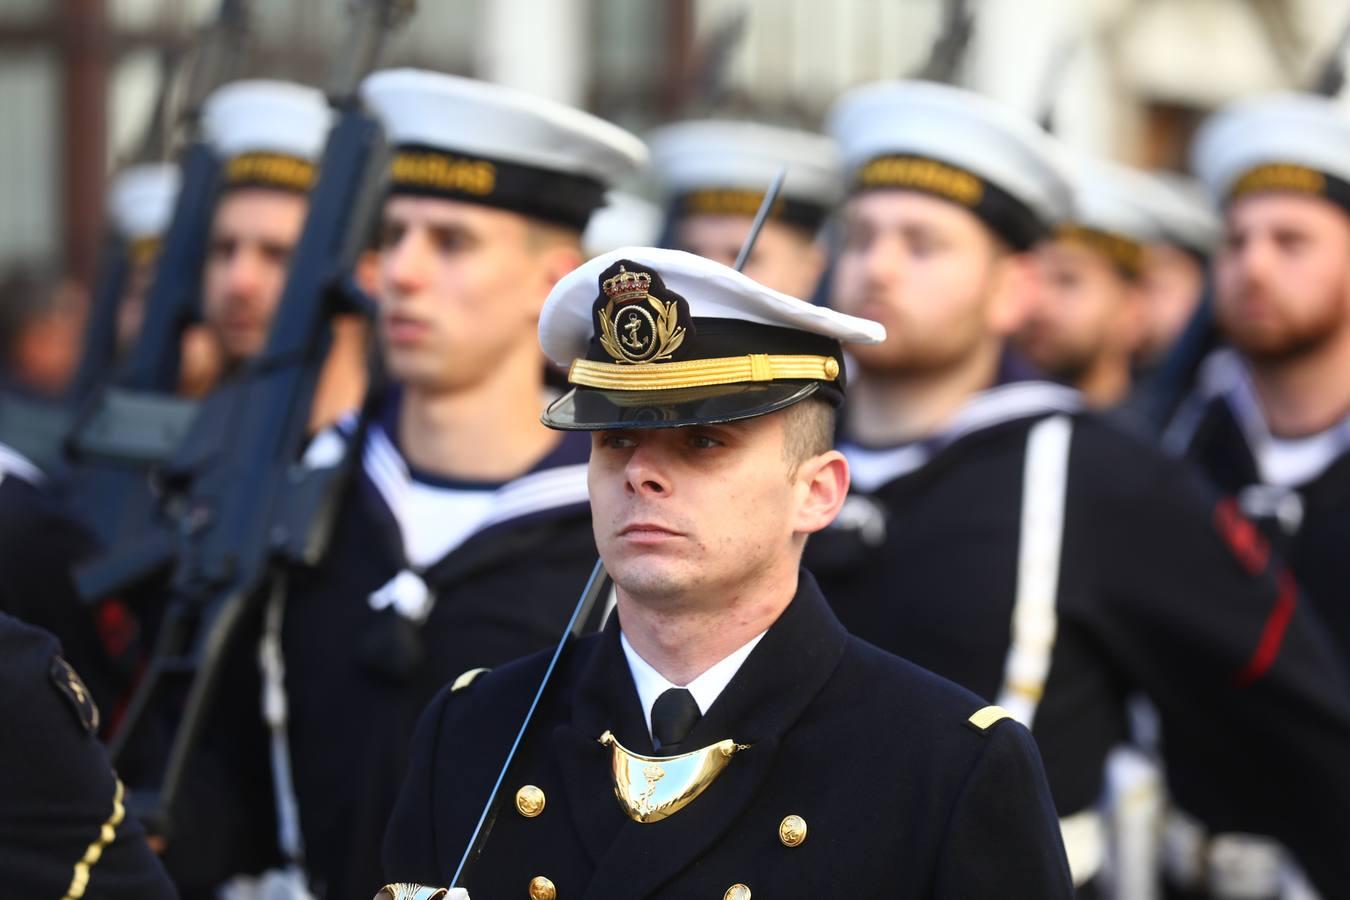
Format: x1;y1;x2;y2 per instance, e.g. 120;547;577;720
620;629;767;741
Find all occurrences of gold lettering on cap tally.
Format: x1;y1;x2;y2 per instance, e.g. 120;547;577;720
1231;163;1327;200
858;156;984;207
390;151;496;196
225;152;317;191
684;188;786;218
1055;224;1145;278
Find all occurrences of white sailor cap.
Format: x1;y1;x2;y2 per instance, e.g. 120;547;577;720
107;163;179;260
1054;156;1163;278
582;192;663;258
1192;92;1350;212
202;79;332;193
361;68;648;231
647;120;842;232
539;246;885;430
1130;172;1220;257
826;80;1072;249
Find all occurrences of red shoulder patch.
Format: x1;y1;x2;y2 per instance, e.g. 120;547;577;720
1213;497;1270;576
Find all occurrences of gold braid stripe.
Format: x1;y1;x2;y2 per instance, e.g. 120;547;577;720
569;354;840;391
62;778;126;900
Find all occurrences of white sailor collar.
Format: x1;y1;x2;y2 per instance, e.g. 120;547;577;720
0;440;45;488
842;381;1083;493
1174;349;1350;489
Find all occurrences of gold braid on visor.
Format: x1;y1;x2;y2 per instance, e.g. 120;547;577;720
569;353;841;391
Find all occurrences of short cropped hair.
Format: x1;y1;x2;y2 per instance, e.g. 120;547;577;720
782;397;836;472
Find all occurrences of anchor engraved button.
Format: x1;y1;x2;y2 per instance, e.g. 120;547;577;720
515;785;546;818
779;814;807;847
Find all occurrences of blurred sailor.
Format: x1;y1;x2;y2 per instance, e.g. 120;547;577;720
648;119;839;298
1164;92;1350;900
269;69;647;898
809;79;1350;897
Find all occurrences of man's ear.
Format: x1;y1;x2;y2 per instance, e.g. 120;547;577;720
542;243;585;288
987;250;1041;337
1118;281;1148;357
526;241;585;323
792;450;850;537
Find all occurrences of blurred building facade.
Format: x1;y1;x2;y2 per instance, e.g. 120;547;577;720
4;0;1350;283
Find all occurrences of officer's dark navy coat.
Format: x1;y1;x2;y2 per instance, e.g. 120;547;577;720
0;613;177;899
383;571;1075;899
1165;349;1350;661
279;402;600;898
807;381;1350;897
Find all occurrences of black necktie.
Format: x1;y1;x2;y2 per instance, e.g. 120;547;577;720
651;687;701;751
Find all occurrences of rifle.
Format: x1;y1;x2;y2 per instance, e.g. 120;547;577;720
65;0;249;548
447;172;789;890
71;46;185;407
70;234;131;408
94;0;411;836
915;0;975;84
685;5;748;115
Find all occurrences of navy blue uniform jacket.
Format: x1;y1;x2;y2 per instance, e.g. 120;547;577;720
0;613;176;899
383;572;1074;898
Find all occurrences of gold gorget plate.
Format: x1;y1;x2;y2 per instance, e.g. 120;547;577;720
599;730;749;823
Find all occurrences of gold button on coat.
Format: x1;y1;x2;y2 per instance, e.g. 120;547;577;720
515;785;546;818
528;875;556;900
724;885;752;900
778;814;807;847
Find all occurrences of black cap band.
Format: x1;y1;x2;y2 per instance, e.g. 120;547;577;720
1055;224;1146;279
223;151;317;194
852;154;1048;250
1227;163;1350;215
387;144;606;230
671;188;830;233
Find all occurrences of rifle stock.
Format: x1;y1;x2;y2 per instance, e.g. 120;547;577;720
98;0;410;835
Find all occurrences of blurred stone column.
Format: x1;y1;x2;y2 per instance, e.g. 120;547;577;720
477;0;589;105
61;0;108;285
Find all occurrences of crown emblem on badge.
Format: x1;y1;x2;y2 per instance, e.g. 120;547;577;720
595;263;687;365
602;265;653;303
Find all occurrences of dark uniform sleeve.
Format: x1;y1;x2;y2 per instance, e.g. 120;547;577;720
931;714;1075;898
1082;426;1350;895
0;479;128;718
383;680;458;883
0;614;176;899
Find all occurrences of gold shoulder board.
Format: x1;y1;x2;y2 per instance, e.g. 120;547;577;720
967;705;1013;733
451;667;491;693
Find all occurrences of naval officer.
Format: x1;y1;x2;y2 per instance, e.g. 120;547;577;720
382;246;1074;898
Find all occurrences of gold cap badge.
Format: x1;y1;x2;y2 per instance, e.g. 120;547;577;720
528;875;557;900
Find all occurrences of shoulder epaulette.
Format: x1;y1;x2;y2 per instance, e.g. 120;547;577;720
966;705;1013;734
450;667;491;693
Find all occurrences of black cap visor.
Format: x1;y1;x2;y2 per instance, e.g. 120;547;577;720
542;380;837;431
